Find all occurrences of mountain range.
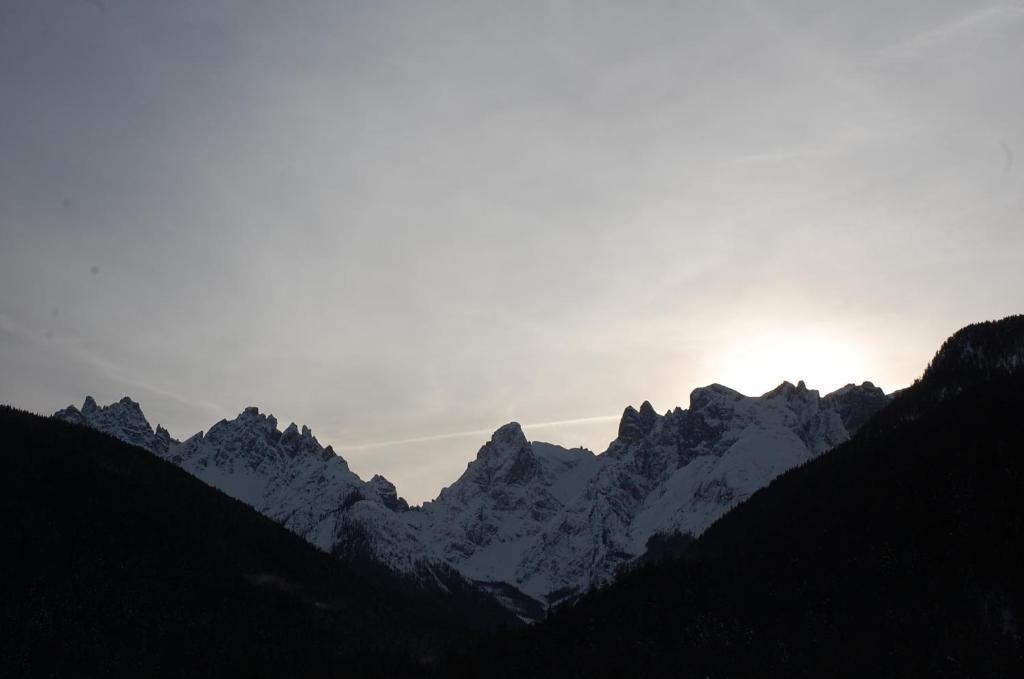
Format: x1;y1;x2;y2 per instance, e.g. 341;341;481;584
55;379;889;615
6;314;1023;677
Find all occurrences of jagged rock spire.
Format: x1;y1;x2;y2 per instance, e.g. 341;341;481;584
617;401;660;443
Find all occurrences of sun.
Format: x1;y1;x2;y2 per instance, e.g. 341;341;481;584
713;332;871;397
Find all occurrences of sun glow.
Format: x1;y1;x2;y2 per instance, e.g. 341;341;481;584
713;332;872;397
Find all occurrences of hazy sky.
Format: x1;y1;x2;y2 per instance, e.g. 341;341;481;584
2;1;1022;502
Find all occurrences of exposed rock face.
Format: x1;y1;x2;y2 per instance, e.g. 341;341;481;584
368;474;409;512
823;381;889;432
617;400;660;443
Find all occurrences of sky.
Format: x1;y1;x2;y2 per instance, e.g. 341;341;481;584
1;1;1022;503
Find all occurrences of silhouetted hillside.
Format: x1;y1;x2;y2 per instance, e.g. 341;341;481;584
0;407;517;679
447;317;1024;678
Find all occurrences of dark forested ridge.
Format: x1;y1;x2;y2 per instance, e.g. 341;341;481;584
446;316;1024;678
0;407;517;679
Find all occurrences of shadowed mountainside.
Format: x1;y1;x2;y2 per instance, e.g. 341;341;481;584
0;407;518;679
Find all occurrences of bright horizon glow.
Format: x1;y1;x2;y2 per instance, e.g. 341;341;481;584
714;333;875;397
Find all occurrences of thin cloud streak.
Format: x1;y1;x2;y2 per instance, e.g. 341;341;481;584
338;414;621;452
0;312;225;423
879;4;1024;57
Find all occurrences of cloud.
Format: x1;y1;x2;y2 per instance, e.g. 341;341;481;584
879;4;1024;57
338;414;620;451
2;1;1022;502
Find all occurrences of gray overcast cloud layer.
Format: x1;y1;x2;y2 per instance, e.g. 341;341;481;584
2;1;1022;502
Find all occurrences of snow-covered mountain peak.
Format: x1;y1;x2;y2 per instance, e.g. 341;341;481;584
482;421;529;453
207;409;272;445
418;424;601;595
55;395;163;453
185;407;352;476
826;381;877;396
464;422;540;487
688;383;744;410
233;405;276;429
153;424;172;455
278;420;336;462
757;380;824;422
763;379;811;396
